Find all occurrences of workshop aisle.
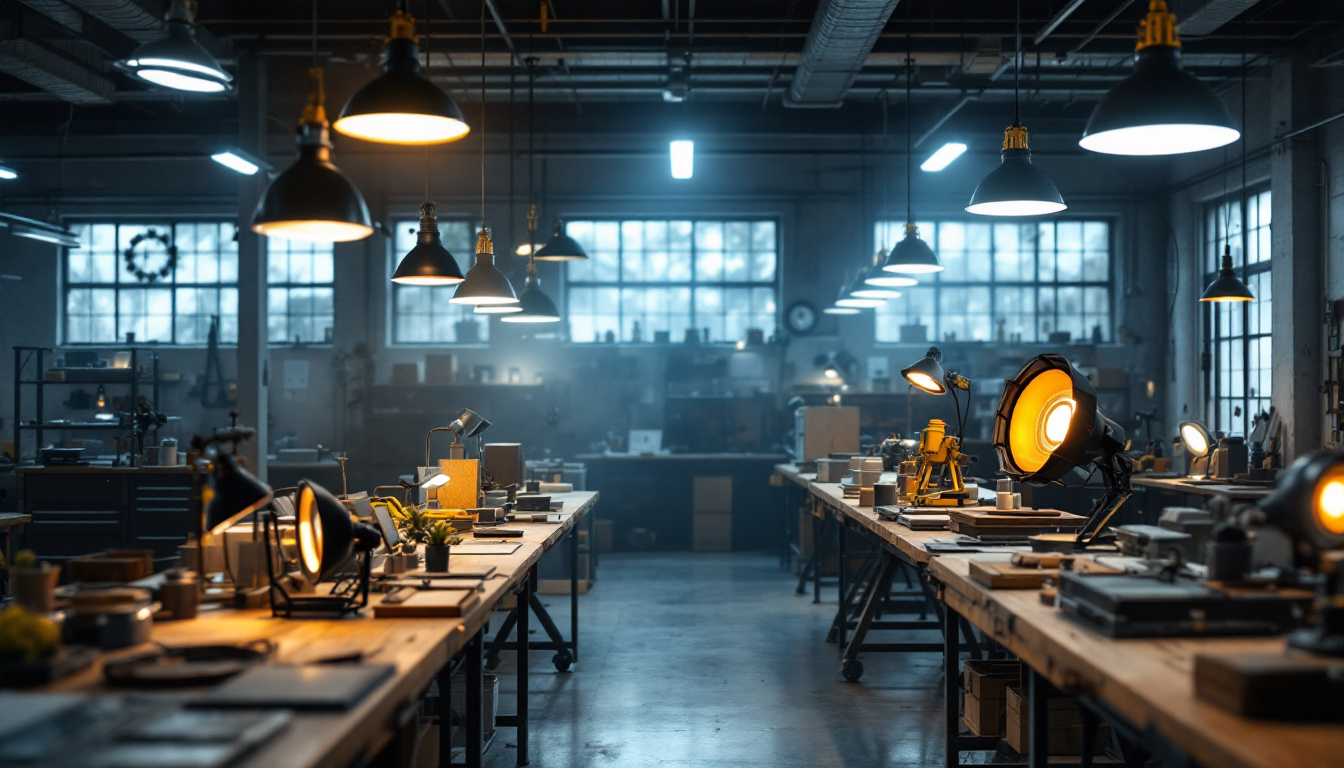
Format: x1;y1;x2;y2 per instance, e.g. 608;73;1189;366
486;552;948;767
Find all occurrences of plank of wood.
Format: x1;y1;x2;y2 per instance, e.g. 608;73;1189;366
373;588;481;618
969;559;1058;589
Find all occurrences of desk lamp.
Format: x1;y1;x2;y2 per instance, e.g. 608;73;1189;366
1179;420;1214;478
901;347;974;506
190;427;273;604
263;479;380;618
993;354;1130;550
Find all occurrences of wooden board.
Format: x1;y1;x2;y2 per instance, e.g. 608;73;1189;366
949;508;1080;527
435;458;480;510
970;559;1058;589
373;588;481;619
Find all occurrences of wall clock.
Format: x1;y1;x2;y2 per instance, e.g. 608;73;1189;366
785;301;818;334
123;229;177;283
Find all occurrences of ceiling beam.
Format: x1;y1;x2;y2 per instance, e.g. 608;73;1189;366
786;0;902;108
0;39;115;105
1174;0;1264;36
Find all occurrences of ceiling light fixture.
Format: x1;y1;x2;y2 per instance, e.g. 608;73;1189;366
533;220;589;261
210;149;270;176
1201;51;1255;303
502;57;562;325
392;202;465;285
116;0;232;93
921;142;967;172
0;161;17;180
450;4;518;308
670;139;694;179
252;3;372;243
1079;0;1239;156
333;1;469;145
883;27;942;276
967;0;1066;217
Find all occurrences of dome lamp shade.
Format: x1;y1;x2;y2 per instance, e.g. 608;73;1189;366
1200;244;1255;302
532;221;589;261
501;261;562;323
116;0;232;93
882;223;942;275
1178;421;1213;458
863;249;918;288
333;7;469;145
205;451;273;536
1079;1;1239;156
451;228;518;305
901;347;948;395
252;69;374;243
392;202;465;285
967;125;1067;216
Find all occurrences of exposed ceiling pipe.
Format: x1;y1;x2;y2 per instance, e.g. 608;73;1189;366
1034;0;1090;46
14;0;84;33
786;0;901;108
0;40;115;104
1175;0;1264;36
61;0;163;43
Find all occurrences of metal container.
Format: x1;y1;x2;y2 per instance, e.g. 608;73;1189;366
160;568;200;620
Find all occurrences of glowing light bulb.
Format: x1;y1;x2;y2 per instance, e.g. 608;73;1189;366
1319;480;1344;533
1042;400;1074;447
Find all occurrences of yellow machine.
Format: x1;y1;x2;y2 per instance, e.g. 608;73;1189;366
911;418;974;507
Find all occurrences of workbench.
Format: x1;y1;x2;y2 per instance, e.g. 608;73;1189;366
770;463;814;572
24;490;598;768
929;553;1344;768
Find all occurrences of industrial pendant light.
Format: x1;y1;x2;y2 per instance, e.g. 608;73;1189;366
967;0;1066;217
450;4;518;307
854;252;904;299
533;220;589;261
0;160;16;180
251;67;373;243
882;31;942;275
392;202;465;285
1079;0;1239;156
334;1;469;145
865;103;918;289
823;271;864;315
1201;50;1254;303
836;270;886;309
501;260;562;323
116;0;232;93
514;60;545;257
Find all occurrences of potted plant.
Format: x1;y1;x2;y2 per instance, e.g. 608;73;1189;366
8;550;58;615
423;522;461;572
396;506;430;552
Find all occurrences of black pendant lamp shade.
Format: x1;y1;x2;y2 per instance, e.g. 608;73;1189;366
252;70;374;243
863;249;918;288
501;261;562;323
1200;244;1254;302
1079;1;1239;156
533;221;589;261
206;452;273;535
116;0;232;93
883;223;942;275
333;7;469;145
967;125;1066;216
450;227;519;305
901;347;948;394
392;202;465;285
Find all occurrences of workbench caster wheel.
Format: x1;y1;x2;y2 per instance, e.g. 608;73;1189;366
484;654;500;671
841;660;863;682
552;653;572;673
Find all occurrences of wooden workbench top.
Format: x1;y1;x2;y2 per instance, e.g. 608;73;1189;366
772;463;815;488
577;452;788;461
1130;474;1272;500
26;490;599;768
929;554;1344;768
808;481;972;565
17;464;192;474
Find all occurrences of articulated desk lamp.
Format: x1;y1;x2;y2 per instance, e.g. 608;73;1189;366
1179;420;1215;478
900;347;975;507
190;427;272;604
993;354;1131;551
263;479;381;618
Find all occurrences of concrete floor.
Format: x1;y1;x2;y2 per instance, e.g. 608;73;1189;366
483;551;951;767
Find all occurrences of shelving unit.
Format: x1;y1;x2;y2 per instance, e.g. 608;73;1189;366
12;346;160;462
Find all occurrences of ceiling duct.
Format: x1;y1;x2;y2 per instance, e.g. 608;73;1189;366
15;0;84;33
63;0;168;44
0;40;115;104
785;0;901;108
1173;0;1263;36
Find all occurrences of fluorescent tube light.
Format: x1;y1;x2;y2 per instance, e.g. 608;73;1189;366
670;140;694;179
921;142;967;172
212;149;269;175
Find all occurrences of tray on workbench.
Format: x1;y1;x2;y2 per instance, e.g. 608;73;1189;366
949;508;1083;539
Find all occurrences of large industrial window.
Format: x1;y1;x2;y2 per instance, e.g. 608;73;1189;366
872;220;1113;344
64;222;238;345
268;239;335;345
389;218;489;345
564;219;778;343
1203;190;1272;436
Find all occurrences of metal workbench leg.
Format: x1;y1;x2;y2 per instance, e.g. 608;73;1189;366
1079;703;1098;768
529;591;573;670
795;511;819;595
518;567;531;765
466;629;484;768
569;525;579;663
1028;667;1050;768
438;654;454;768
828;553;877;644
944;603;960;768
840;553;898;682
813;515;829;604
835;520;848;645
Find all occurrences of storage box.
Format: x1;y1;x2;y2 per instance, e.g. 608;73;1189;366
794;406;860;461
693;512;732;551
963;660;1020;700
1005;685;1109;756
693;476;732;514
963;691;1007;736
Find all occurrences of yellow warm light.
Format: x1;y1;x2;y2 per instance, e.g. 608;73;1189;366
1181;423;1210;456
297;486;324;576
1316;473;1344;536
391;275;465;286
1200;295;1253;304
253;220;374;243
823;368;840;380
1007;368;1074;473
331;114;470;145
905;371;945;394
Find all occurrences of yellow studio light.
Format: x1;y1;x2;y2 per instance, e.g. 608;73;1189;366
1315;471;1344;537
1005;367;1075;475
297;483;325;579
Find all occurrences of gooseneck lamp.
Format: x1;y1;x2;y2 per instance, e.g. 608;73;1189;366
333;2;469;145
902;347;972;439
251;67;374;243
116;0;232;93
993;354;1131;550
1200;244;1255;302
533;220;590;262
1179;420;1216;478
967;0;1066;217
1249;451;1344;656
392;202;466;285
1079;0;1239;156
263;480;380;618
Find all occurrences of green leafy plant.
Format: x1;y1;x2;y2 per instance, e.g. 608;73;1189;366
398;507;431;545
425;522;461;548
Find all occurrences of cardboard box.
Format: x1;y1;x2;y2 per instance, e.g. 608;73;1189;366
964;660;1020;700
963;691;1006;736
693;476;732;514
794;406;860;460
694;511;732;551
1005;685;1109;756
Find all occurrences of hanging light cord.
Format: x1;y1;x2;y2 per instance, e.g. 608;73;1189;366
905;20;912;224
1014;0;1021;126
880;91;889;243
480;0;487;229
424;0;432;202
1240;41;1248;285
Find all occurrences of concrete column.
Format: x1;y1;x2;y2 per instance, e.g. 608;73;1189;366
235;52;269;478
1269;54;1323;463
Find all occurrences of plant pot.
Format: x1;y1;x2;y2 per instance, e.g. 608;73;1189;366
11;565;59;614
424;545;450;572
